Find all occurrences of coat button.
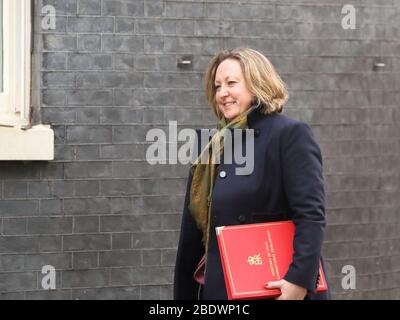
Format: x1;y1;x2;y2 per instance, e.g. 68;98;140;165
219;171;227;178
254;129;260;137
238;215;246;223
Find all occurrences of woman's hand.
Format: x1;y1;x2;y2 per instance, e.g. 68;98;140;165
266;279;307;300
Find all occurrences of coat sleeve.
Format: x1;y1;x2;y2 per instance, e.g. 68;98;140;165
173;161;205;299
173;169;204;299
280;121;326;293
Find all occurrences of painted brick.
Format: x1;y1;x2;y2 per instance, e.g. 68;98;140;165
39;163;64;179
28;181;52;198
161;249;177;266
42;0;77;15
100;144;145;160
137;20;175;35
165;2;204;18
42;108;77;124
67;90;113;106
39;199;63;216
3;182;28;199
42;90;66;106
0;200;39;217
102;73;144;89
0;292;25;300
130;266;173;285
62;269;109;288
42;35;77;51
68;54;113;70
75;181;100;196
38;236;63;252
160;284;173;299
78;0;101;15
72;252;98;269
114;54;135;71
115;18;135;34
0;236;39;253
72;286;140;300
102;35;144;52
42;72;75;88
52;181;74;197
141;285;161;300
26;290;72;300
75;145;100;160
64;197;112;214
24;252;72;270
112;233;132;250
144;36;164;53
42;53;67;70
100;215;141;232
142;249;162;266
109;197;133;215
68;17;114;33
40;12;67;33
145;0;163;17
75;73;102;88
102;0;144;16
73;216;99;233
27;217;73;235
0;255;25;272
77;35;101;52
62;234;111;251
3;218;27;235
66;126;112;143
75;108;101;124
99;250;141;267
0;273;37;291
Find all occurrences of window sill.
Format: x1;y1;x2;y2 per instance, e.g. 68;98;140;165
0;124;54;160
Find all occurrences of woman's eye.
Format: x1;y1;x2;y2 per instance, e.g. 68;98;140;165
215;85;220;90
228;81;236;86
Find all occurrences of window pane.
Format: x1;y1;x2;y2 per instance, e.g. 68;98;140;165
0;0;3;92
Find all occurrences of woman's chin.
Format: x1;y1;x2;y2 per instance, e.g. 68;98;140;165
222;111;239;121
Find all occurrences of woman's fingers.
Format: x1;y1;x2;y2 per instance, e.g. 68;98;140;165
265;280;284;289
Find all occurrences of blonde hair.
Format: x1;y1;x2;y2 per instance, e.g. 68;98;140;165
205;48;289;118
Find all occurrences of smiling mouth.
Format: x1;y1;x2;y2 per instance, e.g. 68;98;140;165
222;101;236;108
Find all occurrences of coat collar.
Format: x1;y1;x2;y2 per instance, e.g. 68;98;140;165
247;104;275;129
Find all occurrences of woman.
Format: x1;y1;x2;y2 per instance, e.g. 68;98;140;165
174;48;330;300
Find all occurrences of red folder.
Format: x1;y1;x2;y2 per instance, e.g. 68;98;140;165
216;220;328;300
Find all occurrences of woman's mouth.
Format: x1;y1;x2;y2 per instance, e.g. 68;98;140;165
222;101;236;108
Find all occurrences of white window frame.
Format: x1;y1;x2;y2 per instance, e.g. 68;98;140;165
0;0;54;161
0;0;3;94
0;0;31;127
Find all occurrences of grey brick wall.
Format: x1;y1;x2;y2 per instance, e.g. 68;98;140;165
0;0;399;299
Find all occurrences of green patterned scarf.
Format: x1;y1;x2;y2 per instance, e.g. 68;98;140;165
188;106;256;253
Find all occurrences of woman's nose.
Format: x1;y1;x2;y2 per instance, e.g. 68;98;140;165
219;86;229;97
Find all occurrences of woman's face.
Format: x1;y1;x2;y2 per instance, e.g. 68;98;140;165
214;59;253;121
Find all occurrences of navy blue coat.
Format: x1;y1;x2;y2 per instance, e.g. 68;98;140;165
174;107;331;300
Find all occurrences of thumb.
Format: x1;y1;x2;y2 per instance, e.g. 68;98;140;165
266;280;284;289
